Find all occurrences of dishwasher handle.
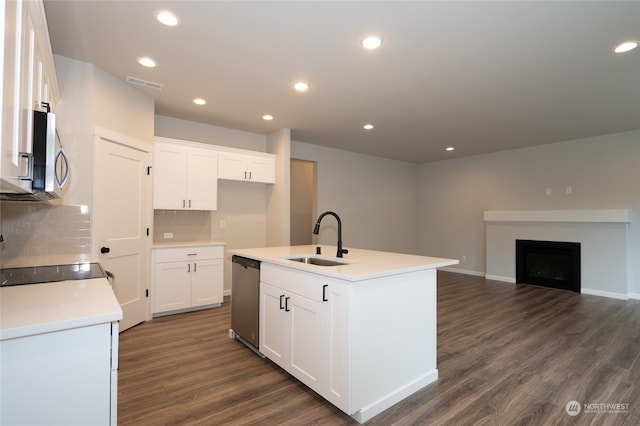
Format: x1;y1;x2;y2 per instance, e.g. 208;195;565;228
232;255;261;270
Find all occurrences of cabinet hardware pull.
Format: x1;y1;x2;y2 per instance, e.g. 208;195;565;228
279;294;285;309
322;284;328;302
249;171;252;180
189;199;192;208
187;263;190;272
183;199;186;208
194;263;197;272
285;297;290;312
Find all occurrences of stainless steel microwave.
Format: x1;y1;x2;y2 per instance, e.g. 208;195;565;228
1;105;69;201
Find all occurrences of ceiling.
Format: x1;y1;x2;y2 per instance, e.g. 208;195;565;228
43;1;640;163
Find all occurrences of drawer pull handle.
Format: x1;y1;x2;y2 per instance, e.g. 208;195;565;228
279;294;285;309
322;284;328;302
285;297;290;312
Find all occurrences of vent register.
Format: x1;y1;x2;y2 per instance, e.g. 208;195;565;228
126;76;164;90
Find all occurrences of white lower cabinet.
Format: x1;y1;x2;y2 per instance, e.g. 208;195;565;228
1;322;118;426
260;264;350;412
260;281;324;394
152;244;224;315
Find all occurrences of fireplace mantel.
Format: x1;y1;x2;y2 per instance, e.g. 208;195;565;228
483;209;630;223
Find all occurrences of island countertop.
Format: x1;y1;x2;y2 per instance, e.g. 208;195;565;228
229;245;458;282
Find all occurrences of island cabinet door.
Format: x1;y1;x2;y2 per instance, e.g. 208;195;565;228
260;282;287;368
322;279;351;413
288;291;324;394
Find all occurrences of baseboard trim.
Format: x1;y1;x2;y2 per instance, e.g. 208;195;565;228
350;369;438;424
581;288;628;300
485;274;516;283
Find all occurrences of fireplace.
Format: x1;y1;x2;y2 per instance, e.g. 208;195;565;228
515;240;581;292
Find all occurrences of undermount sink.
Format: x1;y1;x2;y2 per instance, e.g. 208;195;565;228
283;255;352;267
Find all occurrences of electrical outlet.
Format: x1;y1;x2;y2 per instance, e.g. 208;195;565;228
163;232;173;239
461;255;467;263
566;186;572;195
546;188;552;196
220;220;226;229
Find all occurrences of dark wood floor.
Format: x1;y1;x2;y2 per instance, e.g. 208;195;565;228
118;271;640;425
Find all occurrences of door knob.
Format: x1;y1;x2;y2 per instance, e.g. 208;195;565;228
100;246;110;254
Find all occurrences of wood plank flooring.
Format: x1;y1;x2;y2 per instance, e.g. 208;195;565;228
118;271;640;425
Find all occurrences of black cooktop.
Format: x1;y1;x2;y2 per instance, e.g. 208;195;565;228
0;263;107;287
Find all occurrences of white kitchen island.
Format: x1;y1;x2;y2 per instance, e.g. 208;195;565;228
0;276;122;426
230;245;458;423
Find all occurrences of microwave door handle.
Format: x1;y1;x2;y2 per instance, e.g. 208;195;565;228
55;148;70;188
18;152;33;181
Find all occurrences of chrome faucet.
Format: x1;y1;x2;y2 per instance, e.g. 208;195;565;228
313;211;348;258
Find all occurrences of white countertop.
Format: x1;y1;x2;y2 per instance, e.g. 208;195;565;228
0;278;122;341
229;245;458;282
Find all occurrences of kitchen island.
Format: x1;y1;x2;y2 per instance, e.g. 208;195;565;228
230;245;458;423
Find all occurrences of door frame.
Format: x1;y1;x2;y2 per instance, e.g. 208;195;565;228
92;126;153;323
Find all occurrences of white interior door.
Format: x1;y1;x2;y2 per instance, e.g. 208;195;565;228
94;135;151;331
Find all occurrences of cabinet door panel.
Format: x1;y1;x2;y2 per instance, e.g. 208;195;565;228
289;294;323;393
191;259;223;306
259;282;287;368
217;153;246;181
153;143;187;209
247;156;275;183
186;147;217;210
153;261;190;313
323;281;351;412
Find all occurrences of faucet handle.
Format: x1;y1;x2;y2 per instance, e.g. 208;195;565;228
316;246;321;255
340;248;349;255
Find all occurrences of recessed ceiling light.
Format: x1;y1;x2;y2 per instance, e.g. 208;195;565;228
137;57;156;68
193;98;206;105
361;35;383;50
614;41;638;53
262;114;274;121
155;10;179;26
363;124;374;130
293;82;310;92
446;146;455;152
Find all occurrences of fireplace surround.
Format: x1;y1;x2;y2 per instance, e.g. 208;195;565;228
484;209;630;299
515;239;581;292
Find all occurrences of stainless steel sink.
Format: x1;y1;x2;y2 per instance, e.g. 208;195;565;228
284;256;350;266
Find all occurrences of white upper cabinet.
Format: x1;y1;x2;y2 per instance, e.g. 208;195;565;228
1;0;59;193
153;138;218;210
218;151;275;184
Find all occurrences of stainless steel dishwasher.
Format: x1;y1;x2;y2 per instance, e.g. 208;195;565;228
230;255;263;355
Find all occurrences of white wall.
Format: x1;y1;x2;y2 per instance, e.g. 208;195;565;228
417;130;640;294
266;128;291;247
54;55;154;208
291;140;419;255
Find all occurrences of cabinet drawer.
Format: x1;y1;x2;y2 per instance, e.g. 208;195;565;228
261;264;336;302
153;245;224;263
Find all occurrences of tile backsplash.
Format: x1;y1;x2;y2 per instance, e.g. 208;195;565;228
153;209;212;242
1;202;91;260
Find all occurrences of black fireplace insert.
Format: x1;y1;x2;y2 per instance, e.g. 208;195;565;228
515;240;581;292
